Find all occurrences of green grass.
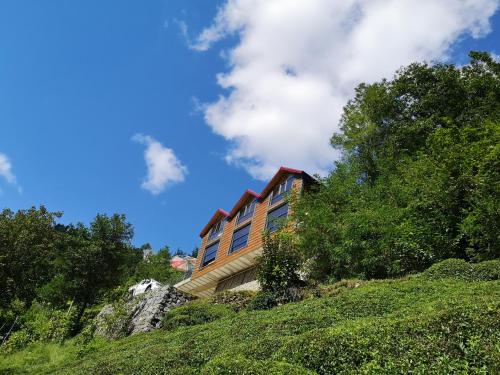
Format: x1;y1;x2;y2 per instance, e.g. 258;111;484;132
1;270;499;374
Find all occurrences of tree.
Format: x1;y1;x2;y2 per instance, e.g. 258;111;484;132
0;206;62;308
295;52;500;281
255;232;303;305
133;246;183;284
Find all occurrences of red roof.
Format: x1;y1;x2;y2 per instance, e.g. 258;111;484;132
228;189;261;218
198;167;314;238
199;208;229;238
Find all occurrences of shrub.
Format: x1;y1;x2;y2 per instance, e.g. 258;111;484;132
201;355;315;374
211;290;256;312
317;279;366;297
421;258;500;282
162;301;235;330
247;291;278;311
1;301;78;354
2;274;499;374
276;303;500;374
256;232;304;307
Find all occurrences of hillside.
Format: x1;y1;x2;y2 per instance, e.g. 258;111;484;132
1;260;499;374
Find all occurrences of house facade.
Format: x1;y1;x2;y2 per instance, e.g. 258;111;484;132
175;167;315;297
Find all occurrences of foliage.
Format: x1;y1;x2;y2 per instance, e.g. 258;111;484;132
201;355;315;375
294;52;500;281
0;206;62;310
1;301;79;354
421;258;500;282
255;232;303;307
0;206;148;345
211;290;256;312
161;300;235;330
133;246;183;285
247;291;279;311
1;261;499;374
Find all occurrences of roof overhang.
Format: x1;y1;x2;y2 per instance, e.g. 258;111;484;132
199;208;229;238
260;167;313;198
197;167;316;238
228;189;261;218
174;247;262;297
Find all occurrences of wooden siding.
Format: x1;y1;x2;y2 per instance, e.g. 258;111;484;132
192;176;303;280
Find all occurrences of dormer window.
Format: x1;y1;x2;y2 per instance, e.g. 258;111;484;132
236;199;256;225
208;219;224;241
270;176;295;205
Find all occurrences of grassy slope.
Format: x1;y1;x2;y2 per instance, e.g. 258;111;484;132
1;275;499;374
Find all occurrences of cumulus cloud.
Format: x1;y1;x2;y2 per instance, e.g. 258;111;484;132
132;134;188;195
0;152;22;194
193;0;499;180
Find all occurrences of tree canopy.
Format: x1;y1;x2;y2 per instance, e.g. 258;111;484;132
294;52;500;281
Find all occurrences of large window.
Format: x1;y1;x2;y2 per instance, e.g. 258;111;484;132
266;203;289;232
237;199;256;225
202;241;219;267
208;219;225;241
270;176;295;205
230;223;251;253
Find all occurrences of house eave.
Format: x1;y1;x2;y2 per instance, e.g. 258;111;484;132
174;247;262;297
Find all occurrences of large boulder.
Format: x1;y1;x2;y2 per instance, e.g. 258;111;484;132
94;279;192;339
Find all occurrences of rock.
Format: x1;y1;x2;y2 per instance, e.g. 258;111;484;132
128;279;162;298
94;279;192;339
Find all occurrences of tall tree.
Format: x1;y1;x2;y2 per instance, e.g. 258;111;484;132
295;52;500;280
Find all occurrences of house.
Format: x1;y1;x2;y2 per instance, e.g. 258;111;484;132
174;167;315;297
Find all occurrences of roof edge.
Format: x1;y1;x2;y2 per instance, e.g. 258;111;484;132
199;208;229;238
198;167;315;238
228;189;261;218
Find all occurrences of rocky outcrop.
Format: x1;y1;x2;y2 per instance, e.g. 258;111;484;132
94;279;192;339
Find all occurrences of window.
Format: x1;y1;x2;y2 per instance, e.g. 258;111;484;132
208;219;224;241
270;176;295;205
202;241;219;267
266;203;289;232
230;223;251;253
237;199;256;224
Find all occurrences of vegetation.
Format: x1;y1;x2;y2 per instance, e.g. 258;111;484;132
0;260;498;374
252;232;304;309
0;206;183;351
294;52;500;281
133;245;183;285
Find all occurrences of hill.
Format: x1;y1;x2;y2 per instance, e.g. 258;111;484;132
1;259;499;374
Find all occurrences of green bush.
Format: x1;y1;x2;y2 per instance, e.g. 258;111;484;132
1;275;499;374
422;258;500;281
276;303;499;374
1;301;78;354
255;232;304;307
211;290;256;312
247;291;278;310
201;355;315;374
161;301;235;330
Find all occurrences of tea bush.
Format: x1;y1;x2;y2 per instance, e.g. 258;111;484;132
1;260;499;374
161;300;235;330
421;258;500;281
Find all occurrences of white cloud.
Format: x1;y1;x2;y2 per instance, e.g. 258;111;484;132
0;153;16;184
193;0;499;180
132;134;188;195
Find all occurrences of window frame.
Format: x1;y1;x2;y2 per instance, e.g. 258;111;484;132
200;240;220;268
269;175;295;206
208;219;225;242
236;199;256;225
229;222;252;254
265;202;289;233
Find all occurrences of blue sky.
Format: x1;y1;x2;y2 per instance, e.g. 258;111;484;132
1;1;499;254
